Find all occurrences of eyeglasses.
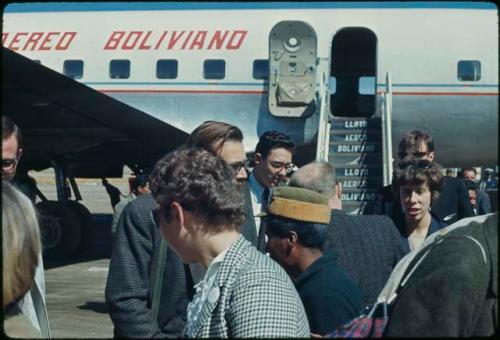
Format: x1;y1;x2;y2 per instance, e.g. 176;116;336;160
2;158;18;172
229;159;251;174
397;159;432;171
268;160;295;173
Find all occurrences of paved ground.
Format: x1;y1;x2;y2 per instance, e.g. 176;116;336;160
44;213;115;338
32;169;132;338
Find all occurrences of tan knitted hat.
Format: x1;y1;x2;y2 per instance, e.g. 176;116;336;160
258;186;331;224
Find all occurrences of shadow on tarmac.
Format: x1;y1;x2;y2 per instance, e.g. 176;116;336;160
77;301;109;314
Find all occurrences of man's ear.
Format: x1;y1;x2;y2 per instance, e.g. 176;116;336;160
170;201;184;228
336;181;342;199
428;151;435;161
17;148;23;160
285;231;298;255
254;152;262;165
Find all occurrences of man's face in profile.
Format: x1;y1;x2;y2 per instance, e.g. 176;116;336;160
2;134;22;181
218;140;248;182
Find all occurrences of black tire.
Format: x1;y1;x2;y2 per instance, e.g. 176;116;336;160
68;201;95;254
35;201;82;259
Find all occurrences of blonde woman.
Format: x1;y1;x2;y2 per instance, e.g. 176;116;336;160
3;181;44;337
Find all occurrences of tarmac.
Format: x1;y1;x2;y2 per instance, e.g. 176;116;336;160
34;169;133;338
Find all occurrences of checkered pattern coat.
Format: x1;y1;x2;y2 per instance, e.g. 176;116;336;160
188;236;310;338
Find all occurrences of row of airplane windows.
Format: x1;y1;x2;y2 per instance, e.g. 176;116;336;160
32;58;482;82
32;58;270;80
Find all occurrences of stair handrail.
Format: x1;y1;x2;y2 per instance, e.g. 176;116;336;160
315;61;331;162
382;72;394;186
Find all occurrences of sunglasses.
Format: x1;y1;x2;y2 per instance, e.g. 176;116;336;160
229;159;251;174
398;151;429;160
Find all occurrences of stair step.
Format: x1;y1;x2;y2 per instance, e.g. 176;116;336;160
335;166;383;178
328;153;382;166
338;178;383;190
330;143;381;154
330;131;381;143
330;117;381;131
340;189;377;202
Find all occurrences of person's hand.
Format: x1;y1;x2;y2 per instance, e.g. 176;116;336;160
310;332;324;338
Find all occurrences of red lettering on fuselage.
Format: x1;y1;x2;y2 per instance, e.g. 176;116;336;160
55;32;77;50
8;32;28;50
207;30;229;49
2;33;9;46
123;31;142;50
3;31;77;51
104;31;125;50
23;32;44;50
167;31;185;49
138;31;153;50
39;32;59;51
102;30;247;50
227;30;247;49
189;31;207;49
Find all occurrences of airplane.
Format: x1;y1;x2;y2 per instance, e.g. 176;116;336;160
3;2;498;257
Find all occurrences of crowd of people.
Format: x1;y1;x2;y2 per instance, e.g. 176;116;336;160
2;115;498;338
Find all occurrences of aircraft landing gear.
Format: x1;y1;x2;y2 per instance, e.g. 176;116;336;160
35;161;94;259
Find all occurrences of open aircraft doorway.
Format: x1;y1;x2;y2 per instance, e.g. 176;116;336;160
330;27;377;118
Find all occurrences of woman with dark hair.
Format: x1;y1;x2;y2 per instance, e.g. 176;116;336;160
392;159;446;251
150;147;309;338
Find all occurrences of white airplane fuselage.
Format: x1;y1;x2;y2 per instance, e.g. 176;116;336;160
3;2;498;167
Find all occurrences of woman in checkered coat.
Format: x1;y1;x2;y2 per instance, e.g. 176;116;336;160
150;147;310;338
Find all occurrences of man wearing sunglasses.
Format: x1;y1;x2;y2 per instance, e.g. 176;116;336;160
105;120;258;338
249;130;295;250
372;130;473;228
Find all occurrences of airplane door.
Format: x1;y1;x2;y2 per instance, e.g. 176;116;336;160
330;28;377;117
268;21;317;117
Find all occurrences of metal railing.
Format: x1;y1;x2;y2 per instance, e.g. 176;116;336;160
381;72;393;186
315;63;331;162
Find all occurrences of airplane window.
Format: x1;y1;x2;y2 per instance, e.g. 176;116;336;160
253;60;269;79
63;60;83;79
110;60;130;79
203;60;225;80
157;60;178;79
329;77;337;94
457;60;481;81
359;76;376;95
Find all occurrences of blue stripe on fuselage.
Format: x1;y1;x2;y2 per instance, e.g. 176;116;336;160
4;2;497;13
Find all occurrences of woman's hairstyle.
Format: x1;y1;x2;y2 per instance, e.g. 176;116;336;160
150;147;245;233
2;181;41;310
392;159;444;202
185;121;243;156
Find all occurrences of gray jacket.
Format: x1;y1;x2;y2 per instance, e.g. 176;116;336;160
187;235;310;338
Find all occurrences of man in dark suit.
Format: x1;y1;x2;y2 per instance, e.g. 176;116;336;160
463;167;492;215
371;130;474;227
105;121;257;337
289;162;408;306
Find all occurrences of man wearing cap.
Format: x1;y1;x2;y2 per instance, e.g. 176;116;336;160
289;161;408;306
262;186;363;336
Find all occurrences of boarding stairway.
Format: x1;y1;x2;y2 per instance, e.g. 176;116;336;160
328;117;384;214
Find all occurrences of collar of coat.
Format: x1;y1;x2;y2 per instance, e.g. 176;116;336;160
187;235;251;337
